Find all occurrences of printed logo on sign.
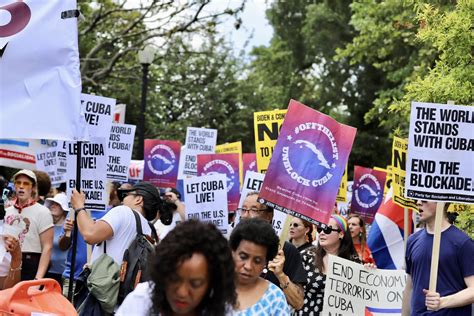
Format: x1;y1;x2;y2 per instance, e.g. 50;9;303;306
282;122;338;187
249;160;256;170
0;1;31;38
202;159;235;192
147;144;177;176
354;174;382;208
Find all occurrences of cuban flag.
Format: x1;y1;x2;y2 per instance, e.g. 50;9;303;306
367;187;412;269
365;307;401;315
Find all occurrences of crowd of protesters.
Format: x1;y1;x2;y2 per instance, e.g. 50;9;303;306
0;168;472;315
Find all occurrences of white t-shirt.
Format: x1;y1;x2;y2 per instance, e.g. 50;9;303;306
91;205;152;265
4;203;53;253
154;211;181;241
0;222;12;277
116;281;154;315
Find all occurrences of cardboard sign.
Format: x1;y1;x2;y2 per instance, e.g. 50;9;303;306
106;124;135;181
180;127;217;177
143;139;181;187
254;109;287;173
216;141;243;186
1;0;87;141
197;153;240;212
405;102;474;203
243;153;257;175
81;93;115;139
184;174;228;234
65;138;108;210
392;137;417;209
351;166;387;224
258;100;356;227
323;255;406;315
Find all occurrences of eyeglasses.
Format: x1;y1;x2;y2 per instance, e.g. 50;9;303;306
14;180;32;187
236;207;266;216
316;226;341;235
289;223;300;228
117;191;138;202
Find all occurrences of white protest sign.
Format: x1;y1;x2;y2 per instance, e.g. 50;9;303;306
0;0;88;141
184;173;228;235
65;138;108;210
35;146;62;185
54;141;68;184
235;170;288;236
323;255;406;316
81;93;115;139
405;102;474;203
113;103;126;123
107;123;136;181
181;127;217;177
0;139;54;170
129;160;144;181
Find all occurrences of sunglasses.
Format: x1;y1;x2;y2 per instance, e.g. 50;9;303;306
117;190;138;202
289;223;301;228
316;226;341;235
14;180;33;187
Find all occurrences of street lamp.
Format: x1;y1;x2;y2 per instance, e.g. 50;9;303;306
137;46;156;160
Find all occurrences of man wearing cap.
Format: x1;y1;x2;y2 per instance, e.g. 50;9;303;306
238;191;307;310
70;181;160;265
154;187;184;241
4;169;54;281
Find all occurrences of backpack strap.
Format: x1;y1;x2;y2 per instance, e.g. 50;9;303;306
130;208;143;235
148;222;158;244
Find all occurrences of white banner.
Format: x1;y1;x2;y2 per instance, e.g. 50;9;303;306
323;255;405;315
184;173;228;235
113;104;126;124
405;102;474;203
0;138;52;169
81;93;115;139
65;138;108;211
0;0;87;140
181;127;217;177
107;123;136;181
128;160;144;181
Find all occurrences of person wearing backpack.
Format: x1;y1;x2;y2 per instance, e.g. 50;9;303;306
70;181;162;310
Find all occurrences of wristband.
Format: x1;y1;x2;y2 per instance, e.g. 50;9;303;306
74;207;86;213
10;262;22;272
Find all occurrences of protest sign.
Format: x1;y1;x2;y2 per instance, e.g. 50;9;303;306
392;137;417;209
243;153;257;174
181;127;217;177
258;100;356;227
129;160;144;181
1;0;88;141
0;139;52;169
198;153;240;212
351;166;387;224
323;255;405;315
336;164;348;202
113;104;126;123
36;146;62;185
405;102;474;203
184;173;229;234
337;181;353;217
65;138;108;210
81;93;115;139
216;141;243;185
374;166;392;197
254;109;287;173
107;123;136;181
143;139;181;187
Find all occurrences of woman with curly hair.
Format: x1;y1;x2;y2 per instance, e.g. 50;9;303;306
288;217;314;252
347;214;375;264
116;219;237;316
230;218;290;315
293;215;361;316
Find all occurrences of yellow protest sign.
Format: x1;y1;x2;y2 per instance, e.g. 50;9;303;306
336;164;348;202
392;136;417;209
253;109;287;173
216;141;243;186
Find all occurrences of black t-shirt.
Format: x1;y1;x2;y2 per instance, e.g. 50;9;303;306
265;241;307;287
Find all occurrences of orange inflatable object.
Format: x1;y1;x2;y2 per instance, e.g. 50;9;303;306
0;279;77;316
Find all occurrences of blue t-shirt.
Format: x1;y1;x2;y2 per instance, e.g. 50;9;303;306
62;211;107;280
48;224;68;274
405;225;474;315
